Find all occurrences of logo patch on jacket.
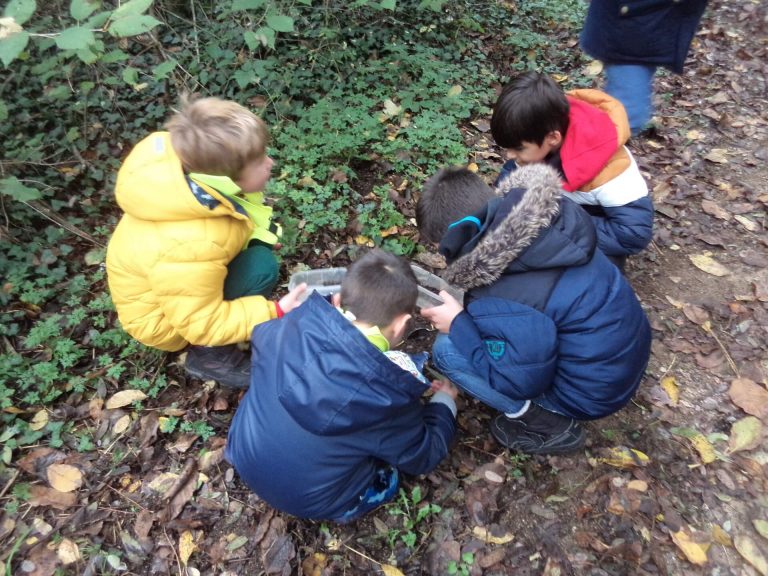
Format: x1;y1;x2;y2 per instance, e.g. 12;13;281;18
485;340;505;360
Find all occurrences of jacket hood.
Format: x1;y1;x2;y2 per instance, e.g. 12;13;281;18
440;164;595;290
560;90;629;191
114;132;245;223
255;293;428;435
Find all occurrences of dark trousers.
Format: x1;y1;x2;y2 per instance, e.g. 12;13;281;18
223;244;279;300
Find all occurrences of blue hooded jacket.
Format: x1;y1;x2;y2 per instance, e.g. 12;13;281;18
225;293;456;520
440;165;651;420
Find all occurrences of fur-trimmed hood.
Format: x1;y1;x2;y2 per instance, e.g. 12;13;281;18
440;164;596;290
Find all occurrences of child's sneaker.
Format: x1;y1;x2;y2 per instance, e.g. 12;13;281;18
185;344;251;389
490;404;585;455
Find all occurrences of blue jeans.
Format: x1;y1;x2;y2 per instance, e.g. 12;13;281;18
432;334;563;416
604;63;657;135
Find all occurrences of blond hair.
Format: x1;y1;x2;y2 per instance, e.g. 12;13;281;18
166;95;270;179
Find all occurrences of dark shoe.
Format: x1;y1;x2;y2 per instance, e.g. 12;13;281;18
185;344;251;389
490;405;585;455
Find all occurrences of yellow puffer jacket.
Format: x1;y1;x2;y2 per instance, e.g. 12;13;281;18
106;132;278;351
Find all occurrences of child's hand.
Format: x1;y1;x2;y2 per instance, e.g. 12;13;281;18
420;290;463;333
430;379;459;400
278;282;307;314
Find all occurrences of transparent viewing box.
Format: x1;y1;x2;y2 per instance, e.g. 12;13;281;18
288;264;464;309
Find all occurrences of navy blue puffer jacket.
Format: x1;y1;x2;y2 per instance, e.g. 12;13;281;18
440;165;651;420
225;294;456;520
581;0;708;73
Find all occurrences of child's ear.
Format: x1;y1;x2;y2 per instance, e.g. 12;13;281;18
388;313;412;344
332;293;341;307
546;130;563;147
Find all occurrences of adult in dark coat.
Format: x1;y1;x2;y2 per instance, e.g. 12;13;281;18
580;0;709;134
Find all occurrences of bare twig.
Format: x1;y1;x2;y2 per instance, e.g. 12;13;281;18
24;200;104;247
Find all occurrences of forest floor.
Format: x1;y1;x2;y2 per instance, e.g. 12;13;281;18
3;0;767;575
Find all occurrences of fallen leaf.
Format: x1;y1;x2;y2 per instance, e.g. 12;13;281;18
734;535;768;575
57;538;81;565
227;535;248;552
729;378;768;418
682;303;709;325
728;416;763;453
627;480;648;492
598;446;650;469
754;519;768;540
47;464;83;493
661;376;680;406
689;254;730;277
28;486;77;509
701;199;731;220
734;215;759;232
584;60;603;76
472;525;514;545
689;433;717;464
381;98;401;118
29;410;48;431
671;529;710;566
199;447;225;472
105;390;147;410
703;149;729;164
381;564;406;576
179;530;197;565
113;414;131;434
711;524;732;546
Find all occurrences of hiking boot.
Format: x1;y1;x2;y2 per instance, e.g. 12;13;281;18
490;404;585;455
184;344;251;389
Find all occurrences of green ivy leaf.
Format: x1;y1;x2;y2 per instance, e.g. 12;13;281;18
380;0;396;9
122;66;139;85
231;0;265;10
252;26;275;49
70;0;100;21
0;176;42;202
153;58;176;79
108;13;162;37
112;0;153;19
266;14;294;33
233;68;256;89
3;0;36;25
243;30;260;50
0;31;29;67
296;0;312;4
0;100;7;122
55;26;95;50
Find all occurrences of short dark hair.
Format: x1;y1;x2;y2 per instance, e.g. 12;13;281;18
490;72;569;149
340;249;418;327
416;167;496;244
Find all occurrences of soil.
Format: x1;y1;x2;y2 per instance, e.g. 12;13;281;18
4;0;767;575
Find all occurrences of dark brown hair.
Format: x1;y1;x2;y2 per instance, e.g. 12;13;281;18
340;249;417;328
417;167;496;243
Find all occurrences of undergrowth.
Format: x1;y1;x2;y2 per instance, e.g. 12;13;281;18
0;0;587;506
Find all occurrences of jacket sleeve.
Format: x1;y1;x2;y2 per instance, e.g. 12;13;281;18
590;195;654;256
148;239;277;346
373;402;456;476
449;298;558;400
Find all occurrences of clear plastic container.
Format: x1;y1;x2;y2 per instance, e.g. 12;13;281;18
288;267;346;302
288;264;463;308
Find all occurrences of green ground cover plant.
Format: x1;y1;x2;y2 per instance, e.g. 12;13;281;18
0;1;588;568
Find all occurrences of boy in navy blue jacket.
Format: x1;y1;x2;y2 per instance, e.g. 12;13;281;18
417;165;651;455
226;250;457;522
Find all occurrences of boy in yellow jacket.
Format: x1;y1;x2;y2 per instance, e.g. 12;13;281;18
106;96;305;388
